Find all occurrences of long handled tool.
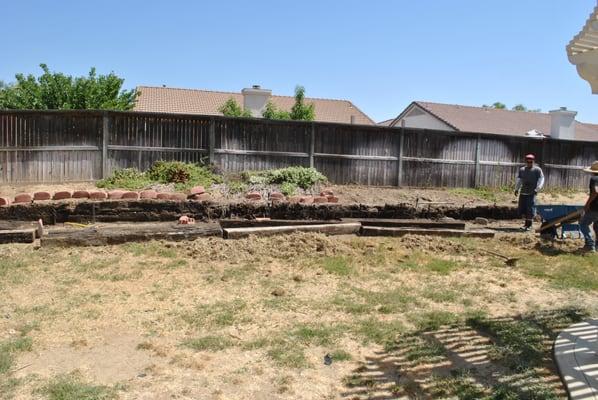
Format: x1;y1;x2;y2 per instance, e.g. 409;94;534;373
479;248;519;266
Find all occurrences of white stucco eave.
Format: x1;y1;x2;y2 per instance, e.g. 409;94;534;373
567;5;598;93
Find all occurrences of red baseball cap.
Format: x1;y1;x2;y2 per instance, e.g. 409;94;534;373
525;154;535;160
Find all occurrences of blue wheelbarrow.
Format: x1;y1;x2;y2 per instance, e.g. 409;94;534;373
536;205;584;239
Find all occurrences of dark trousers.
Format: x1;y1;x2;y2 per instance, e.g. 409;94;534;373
518;194;536;227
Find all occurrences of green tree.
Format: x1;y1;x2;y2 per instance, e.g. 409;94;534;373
218;97;252;117
262;85;315;121
262;101;290;120
289;85;315;121
0;64;137;110
492;102;506;109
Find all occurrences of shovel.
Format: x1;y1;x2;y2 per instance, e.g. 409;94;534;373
479;249;519;266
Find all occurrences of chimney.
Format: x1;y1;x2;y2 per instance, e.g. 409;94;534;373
549;107;577;140
241;85;272;118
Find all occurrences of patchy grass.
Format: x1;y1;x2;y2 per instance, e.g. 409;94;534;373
321;256;353;276
0;337;32;374
329;349;352;362
352;318;405;347
332;286;417;315
448;186;509;203
413;310;460;331
400;252;463;275
37;373;119;400
520;253;598;291
181;299;250;329
182;335;235;351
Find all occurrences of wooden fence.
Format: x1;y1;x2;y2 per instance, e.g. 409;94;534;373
1;110;597;189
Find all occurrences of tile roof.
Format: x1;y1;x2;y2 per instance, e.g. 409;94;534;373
134;86;375;125
391;101;598;141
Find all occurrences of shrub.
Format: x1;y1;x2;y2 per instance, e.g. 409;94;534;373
96;168;151;190
280;182;297;196
147;161;222;190
242;167;327;190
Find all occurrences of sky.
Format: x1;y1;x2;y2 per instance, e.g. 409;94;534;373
1;1;598;123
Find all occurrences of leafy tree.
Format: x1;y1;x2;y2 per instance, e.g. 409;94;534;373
491;102;506;109
511;104;527;111
218;97;252;117
0;64;137;110
262;85;315;121
289;85;315;121
262;101;290;120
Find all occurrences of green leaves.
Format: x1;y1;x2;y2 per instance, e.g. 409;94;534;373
0;64;137;110
218;97;252;117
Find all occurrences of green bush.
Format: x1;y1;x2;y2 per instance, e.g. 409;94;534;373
96;168;151;190
97;161;222;191
280;182;297;196
242;167;327;190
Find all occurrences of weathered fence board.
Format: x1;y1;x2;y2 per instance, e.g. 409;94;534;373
1;110;598;189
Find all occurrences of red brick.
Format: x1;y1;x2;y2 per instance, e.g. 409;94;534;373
327;196;339;203
0;197;11;206
288;196;301;204
189;193;211;202
169;193;187;201
89;191;107;200
156;193;171;200
108;190;125;199
53;191;72;200
72;190;90;199
299;196;314;204
245;192;262;200
313;196;328;204
139;190;158;199
33;191;51;201
190;186;206;195
14;193;33;204
320;189;334;197
122;191;140;200
269;192;284;200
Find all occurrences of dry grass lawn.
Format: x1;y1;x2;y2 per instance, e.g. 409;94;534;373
1;232;597;399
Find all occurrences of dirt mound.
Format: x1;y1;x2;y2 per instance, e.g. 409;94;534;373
395;234;467;254
180;232;355;262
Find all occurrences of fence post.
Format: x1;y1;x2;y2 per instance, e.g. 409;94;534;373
208;118;215;165
309;123;315;168
102;113;109;179
397;123;405;187
474;134;481;187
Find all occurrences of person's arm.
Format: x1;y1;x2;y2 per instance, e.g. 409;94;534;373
535;169;545;193
514;170;522;195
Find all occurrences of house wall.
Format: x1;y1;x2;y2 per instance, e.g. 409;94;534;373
395;107;455;131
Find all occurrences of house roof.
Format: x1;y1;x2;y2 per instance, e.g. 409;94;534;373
134;86;375;125
389;101;598;141
567;5;598;93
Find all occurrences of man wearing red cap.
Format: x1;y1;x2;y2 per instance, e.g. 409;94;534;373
514;154;544;231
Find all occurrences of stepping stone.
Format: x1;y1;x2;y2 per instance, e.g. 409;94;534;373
33;191;51;201
14;193;32;204
327;196;339;203
190;186;205;195
108;190;125;199
121;191;140;200
554;319;598;400
53;191;72;200
270;192;284;200
299;196;313;204
313;196;328;204
140;190;158;199
0;197;11;206
189;193;211;202
245;192;262;201
72;190;90;199
89;191;107;200
156;193;171;200
169;193;187;201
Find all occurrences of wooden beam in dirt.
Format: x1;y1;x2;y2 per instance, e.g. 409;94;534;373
219;219;341;229
42;223;222;247
343;218;465;230
0;229;36;244
223;222;361;239
360;226;495;238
